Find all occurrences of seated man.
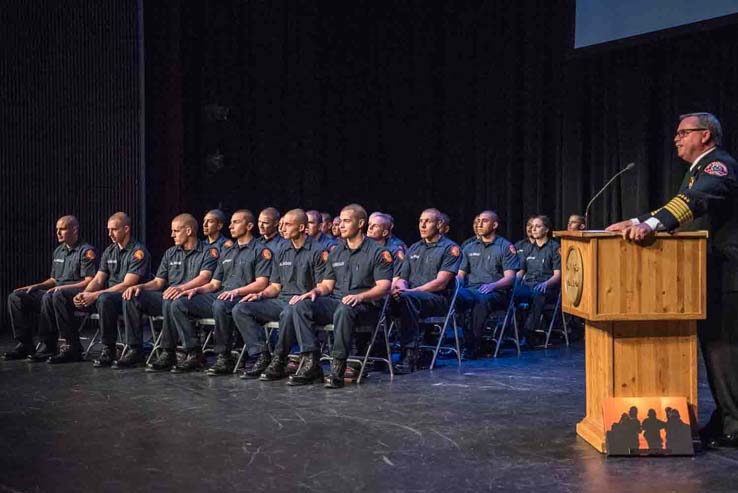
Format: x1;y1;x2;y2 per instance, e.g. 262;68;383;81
331;216;341;238
514;215;536;255
320;212;333;236
382;212;407;251
118;214;217;368
515;215;561;347
161;210;271;373
257;207;288;254
460;214;481;249
306;209;338;250
439;212;451;236
567;214;586;232
456;211;519;359
390;208;461;373
232;209;327;379
292;204;392;388
202;209;233;252
67;212;150;366
4;215;97;361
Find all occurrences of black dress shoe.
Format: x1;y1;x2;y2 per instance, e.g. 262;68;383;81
206;354;235;376
28;342;57;362
705;432;738;449
47;347;83;364
395;348;417;375
241;352;271;379
287;351;324;386
93;345;117;367
259;354;287;381
112;346;144;369
3;343;33;360
324;358;347;389
170;350;203;373
146;349;177;372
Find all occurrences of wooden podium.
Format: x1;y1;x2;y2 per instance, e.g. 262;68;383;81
555;231;707;453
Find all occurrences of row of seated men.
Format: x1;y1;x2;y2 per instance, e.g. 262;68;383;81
4;206;571;387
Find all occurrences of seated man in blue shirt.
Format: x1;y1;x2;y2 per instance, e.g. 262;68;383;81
457;211;519;359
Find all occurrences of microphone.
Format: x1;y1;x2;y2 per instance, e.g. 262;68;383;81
584;162;636;228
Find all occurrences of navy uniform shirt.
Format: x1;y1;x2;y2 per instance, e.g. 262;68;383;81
51;241;98;285
325;237;393;298
271;237;326;299
460;236;521;289
400;236;462;289
315;232;339;251
369;238;405;278
201;235;233;254
156;242;219;286
213;238;273;291
259;234;289;257
99;239;151;287
519;239;561;286
460;236;478;249
387;235;407;251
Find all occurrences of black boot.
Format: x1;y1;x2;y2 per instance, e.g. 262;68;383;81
324;358;347;389
3;343;33;360
241;352;271;379
206;353;235;376
259;354;287;381
146;349;177;372
171;349;203;373
285;356;300;375
113;346;144;369
288;351;324;386
47;345;83;364
93;345;117;367
395;348;417;374
28;342;58;362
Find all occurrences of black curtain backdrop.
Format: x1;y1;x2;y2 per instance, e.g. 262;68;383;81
145;0;575;250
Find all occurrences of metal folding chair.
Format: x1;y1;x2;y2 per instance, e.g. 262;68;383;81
83;313;127;359
144;315;165;365
233;321;277;374
490;280;521;357
318;294;394;383
418;277;462;370
543;292;569;348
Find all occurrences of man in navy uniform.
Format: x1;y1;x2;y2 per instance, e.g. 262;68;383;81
118;214;218;368
461;214;481;249
4;216;97;361
390;208;462;373
320;212;333;236
293;204;393;388
257;207;288;254
457;210;519;359
161;210;271;373
232;209;327;379
202;209;232;252
67;212;150;366
607;112;738;449
514;215;536;256
306;209;338;250
567;214;586;232
516;215;560;346
382;213;407;251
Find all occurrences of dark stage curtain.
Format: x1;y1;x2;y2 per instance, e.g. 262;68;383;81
144;0;575;250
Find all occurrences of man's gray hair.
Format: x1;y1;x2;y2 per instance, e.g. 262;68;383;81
680;112;722;146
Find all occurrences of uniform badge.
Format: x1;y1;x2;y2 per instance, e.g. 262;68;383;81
224;240;234;248
85;250;96;261
688;177;695;189
321;251;329;263
209;248;219;259
133;249;145;261
450;246;461;257
396;249;405;261
704;161;728;177
329;244;337;251
261;248;272;260
382;250;393;263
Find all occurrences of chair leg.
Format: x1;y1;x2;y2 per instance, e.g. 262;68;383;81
358;319;382;384
264;326;274;353
84;328;100;358
452;315;461;368
146;322;164;365
233;345;247;374
544;295;562;349
512;308;521;356
561;309;569;347
200;328;213;353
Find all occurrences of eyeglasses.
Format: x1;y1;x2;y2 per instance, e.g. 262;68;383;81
675;128;706;138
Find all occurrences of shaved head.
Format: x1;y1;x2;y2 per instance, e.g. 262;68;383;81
173;213;198;233
260;207;280;222
285;208;308;226
108;211;131;227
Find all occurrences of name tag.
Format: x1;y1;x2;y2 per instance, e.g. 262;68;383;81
169;261;182;266
410;255;420;260
280;261;292;267
468;252;481;257
223;259;233;264
526;256;536;261
332;262;345;267
107;260;118;264
54;259;65;263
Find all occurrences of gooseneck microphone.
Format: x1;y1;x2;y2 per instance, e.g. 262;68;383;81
584;162;636;228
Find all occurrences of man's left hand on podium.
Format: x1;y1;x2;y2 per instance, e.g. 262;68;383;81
620;223;654;242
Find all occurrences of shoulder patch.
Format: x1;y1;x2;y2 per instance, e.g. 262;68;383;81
85;249;96;261
209;248;219;259
450;245;461;257
704;161;728;177
224;240;234;248
382;250;393;264
508;244;516;255
261;248;272;260
329;244;337;251
396;249;405;261
133;249;145;261
321;251;329;263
